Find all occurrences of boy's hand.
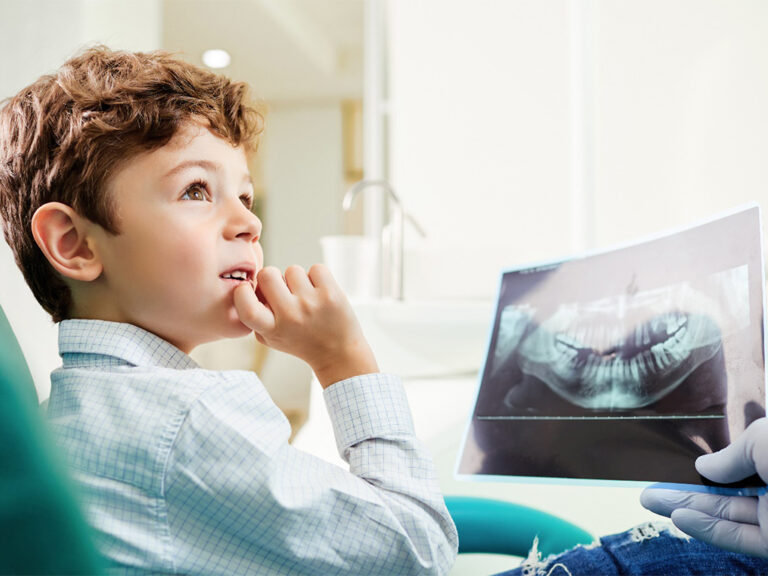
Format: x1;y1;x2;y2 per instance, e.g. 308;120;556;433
640;417;768;557
234;264;378;388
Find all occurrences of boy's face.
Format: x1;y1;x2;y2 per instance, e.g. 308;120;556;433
88;120;263;352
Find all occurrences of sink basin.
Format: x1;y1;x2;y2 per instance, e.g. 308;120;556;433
352;299;495;378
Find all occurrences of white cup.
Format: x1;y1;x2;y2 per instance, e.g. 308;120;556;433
320;235;381;300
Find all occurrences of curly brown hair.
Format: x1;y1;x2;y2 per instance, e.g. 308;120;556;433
0;46;264;322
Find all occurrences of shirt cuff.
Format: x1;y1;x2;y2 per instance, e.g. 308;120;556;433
323;373;415;458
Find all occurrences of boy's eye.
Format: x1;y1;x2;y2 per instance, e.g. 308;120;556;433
181;182;209;202
240;194;254;210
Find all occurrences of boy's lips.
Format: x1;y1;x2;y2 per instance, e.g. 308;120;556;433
219;263;256;289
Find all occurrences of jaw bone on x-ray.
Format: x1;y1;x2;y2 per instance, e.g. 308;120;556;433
494;268;749;413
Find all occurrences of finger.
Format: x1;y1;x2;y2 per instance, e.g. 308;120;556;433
234;283;275;333
696;418;768;484
759;494;768;540
284;265;313;295
307;263;337;289
255;266;293;312
671;508;768;557
640;488;696;517
642;488;759;524
681;494;759;525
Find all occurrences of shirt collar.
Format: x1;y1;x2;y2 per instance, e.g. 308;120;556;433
58;319;199;370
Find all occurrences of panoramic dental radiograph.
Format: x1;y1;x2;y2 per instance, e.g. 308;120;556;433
486;267;748;416
458;207;766;485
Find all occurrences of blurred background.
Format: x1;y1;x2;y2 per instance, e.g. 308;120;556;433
2;1;768;572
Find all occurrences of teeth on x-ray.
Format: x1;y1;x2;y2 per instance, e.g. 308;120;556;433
517;310;722;411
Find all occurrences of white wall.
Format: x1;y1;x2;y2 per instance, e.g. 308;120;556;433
260;103;346;269
595;0;768;245
387;0;768;300
388;0;572;300
0;0;161;400
82;0;162;52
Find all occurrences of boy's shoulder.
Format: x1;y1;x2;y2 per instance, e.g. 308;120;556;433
56;319;268;398
49;320;286;490
58;319;198;370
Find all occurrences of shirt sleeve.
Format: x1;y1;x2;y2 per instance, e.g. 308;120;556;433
164;371;458;576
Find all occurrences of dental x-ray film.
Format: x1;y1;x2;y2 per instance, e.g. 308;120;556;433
457;206;766;494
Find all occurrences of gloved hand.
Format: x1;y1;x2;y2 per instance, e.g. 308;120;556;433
640;417;768;557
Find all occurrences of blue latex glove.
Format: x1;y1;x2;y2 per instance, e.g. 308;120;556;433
640;418;768;557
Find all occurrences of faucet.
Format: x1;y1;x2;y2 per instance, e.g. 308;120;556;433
343;179;425;300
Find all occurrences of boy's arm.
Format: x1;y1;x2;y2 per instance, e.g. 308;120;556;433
164;370;457;575
226;264;458;572
323;372;459;566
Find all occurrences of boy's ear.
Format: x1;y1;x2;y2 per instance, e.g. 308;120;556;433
31;202;103;282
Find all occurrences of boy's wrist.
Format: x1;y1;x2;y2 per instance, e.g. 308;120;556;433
312;341;379;389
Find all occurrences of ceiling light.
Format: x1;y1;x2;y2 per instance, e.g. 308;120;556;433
202;49;231;69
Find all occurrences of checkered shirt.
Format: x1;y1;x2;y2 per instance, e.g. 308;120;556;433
46;319;458;575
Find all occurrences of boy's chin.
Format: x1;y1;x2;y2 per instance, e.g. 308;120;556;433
195;308;254;344
231;320;254;338
226;311;254;338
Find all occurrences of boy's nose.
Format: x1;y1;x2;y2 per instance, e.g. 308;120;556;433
226;200;262;243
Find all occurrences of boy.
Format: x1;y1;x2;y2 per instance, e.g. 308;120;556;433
0;47;458;575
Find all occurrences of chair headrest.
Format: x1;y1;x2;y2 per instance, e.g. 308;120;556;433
0;304;38;407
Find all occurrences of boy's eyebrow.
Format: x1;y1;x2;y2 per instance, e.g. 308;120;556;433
163;159;220;179
163;159;252;184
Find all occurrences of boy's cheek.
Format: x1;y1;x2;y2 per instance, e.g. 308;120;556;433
253;242;264;269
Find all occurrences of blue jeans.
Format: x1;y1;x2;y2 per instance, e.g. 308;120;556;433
495;522;768;575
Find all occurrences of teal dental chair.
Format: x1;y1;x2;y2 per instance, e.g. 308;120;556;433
444;496;592;558
0;305;103;574
0;303;591;573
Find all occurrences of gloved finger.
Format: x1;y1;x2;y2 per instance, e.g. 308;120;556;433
642;488;759;524
759;494;768;541
696;418;768;484
682;493;757;525
671;508;768;558
640;488;696;517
